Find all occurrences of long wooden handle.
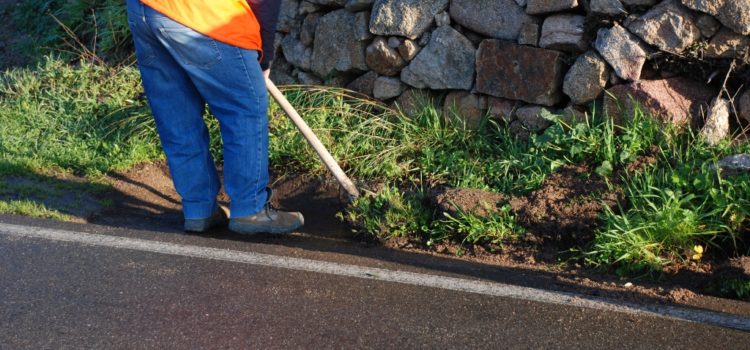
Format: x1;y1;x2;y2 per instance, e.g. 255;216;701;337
265;78;361;200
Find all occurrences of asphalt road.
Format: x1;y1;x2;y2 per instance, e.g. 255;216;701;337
1;215;749;349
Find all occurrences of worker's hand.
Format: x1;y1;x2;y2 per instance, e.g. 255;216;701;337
263;69;270;79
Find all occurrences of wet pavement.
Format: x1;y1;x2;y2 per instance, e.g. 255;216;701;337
1;215;749;348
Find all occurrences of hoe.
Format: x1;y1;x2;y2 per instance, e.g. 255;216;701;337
265;78;361;200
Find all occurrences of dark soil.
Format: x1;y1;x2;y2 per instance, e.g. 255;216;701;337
91;162;350;239
510;164;622;247
429;187;507;218
91;162;185;231
714;257;750;280
0;0;29;71
425;164;621;263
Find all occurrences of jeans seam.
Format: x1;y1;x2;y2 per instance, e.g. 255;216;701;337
236;47;263;213
205;127;215;218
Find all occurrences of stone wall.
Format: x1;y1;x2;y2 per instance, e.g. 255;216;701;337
270;0;750;137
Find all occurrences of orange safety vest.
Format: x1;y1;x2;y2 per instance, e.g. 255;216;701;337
140;0;262;52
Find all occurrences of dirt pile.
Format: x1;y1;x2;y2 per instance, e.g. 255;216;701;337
431;165;622;247
511;165;622;246
714;256;750;280
429;188;507;217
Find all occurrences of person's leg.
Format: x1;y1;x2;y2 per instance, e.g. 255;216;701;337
126;0;222;222
195;48;270;218
139;5;303;234
195;47;302;234
141;12;268;217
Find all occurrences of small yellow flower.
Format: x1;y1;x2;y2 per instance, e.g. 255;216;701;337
691;245;704;261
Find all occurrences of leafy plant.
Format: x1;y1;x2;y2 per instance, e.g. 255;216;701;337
706;278;750;301
342;185;432;238
586;117;750;274
588;188;722;274
435;204;524;245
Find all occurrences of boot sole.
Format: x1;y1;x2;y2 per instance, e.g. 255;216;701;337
228;219;304;235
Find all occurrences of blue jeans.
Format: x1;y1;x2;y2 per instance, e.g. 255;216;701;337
126;0;268;220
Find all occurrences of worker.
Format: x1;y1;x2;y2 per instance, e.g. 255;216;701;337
126;0;304;234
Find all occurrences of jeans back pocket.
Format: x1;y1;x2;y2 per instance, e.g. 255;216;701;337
159;27;223;69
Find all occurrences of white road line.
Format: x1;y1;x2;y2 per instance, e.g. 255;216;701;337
1;222;748;332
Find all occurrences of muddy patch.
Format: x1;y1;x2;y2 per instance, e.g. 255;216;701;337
269;173;351;239
511;164;621;246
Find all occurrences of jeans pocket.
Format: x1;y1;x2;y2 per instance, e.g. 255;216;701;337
128;19;158;67
159;27;222;69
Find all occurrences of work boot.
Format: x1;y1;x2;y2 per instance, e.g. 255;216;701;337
229;189;304;235
184;206;229;233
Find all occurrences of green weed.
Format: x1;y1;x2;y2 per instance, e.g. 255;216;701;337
272;86;556;195
269;86;410;179
435;204;524;245
589;188;722;274
586;118;750;274
342;185;433;238
706;278;750;301
343;185;524;246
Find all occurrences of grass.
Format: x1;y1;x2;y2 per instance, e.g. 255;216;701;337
271;90;672;249
0;56;158;220
341;185;433;238
270;87;547;245
706;278;750;301
268;86;411;180
271;86;560;194
586;121;750;274
0;57;162;177
0;199;73;221
436;204;524;246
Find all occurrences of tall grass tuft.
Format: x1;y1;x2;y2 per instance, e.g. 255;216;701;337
271;85;558;195
269;86;411;179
